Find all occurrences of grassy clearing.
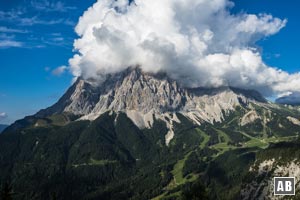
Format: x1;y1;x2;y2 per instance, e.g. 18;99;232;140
155;155;198;200
212;129;297;153
210;142;236;158
172;145;202;185
196;128;210;149
214;128;230;143
48;113;70;126
151;179;181;200
211;133;298;158
172;152;192;185
244;139;267;148
240;131;268;148
171;128;208;185
265;136;298;143
34;119;49;127
212;143;234;149
151;191;181;200
33;113;71;127
151;174;197;200
207;128;234;157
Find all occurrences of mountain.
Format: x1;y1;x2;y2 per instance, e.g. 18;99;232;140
33;67;269;145
0;124;8;133
276;92;300;106
1;67;300;200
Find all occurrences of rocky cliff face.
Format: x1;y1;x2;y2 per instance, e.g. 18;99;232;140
41;68;266;123
36;67;271;145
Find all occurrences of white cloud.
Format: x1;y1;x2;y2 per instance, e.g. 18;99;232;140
31;0;77;12
0;26;28;33
0;9;75;27
0;10;24;21
20;17;74;26
0;40;23;48
0;112;7;121
52;37;64;42
68;0;299;97
52;66;68;76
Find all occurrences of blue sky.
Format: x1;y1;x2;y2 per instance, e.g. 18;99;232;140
0;0;299;124
232;0;300;74
0;0;96;124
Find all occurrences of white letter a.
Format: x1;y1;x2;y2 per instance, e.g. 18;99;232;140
277;181;284;191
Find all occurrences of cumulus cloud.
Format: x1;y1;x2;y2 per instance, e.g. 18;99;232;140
68;0;300;97
0;112;7;121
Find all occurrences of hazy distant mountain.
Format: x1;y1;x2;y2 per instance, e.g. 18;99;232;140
0;124;8;133
276;92;300;106
1;67;300;200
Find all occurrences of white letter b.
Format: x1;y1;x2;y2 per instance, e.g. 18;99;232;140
286;181;292;191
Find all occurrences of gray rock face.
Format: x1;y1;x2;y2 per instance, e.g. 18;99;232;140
41;67;268;128
90;68;186;115
36;77;99;117
38;67;271;145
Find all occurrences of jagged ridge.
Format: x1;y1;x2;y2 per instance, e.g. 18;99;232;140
38;67;267;124
34;67;270;145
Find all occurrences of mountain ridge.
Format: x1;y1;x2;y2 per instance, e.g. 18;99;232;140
276;93;300;106
38;67;268;114
36;67;268;125
31;67;271;145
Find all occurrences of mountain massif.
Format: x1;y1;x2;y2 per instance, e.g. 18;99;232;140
1;68;300;200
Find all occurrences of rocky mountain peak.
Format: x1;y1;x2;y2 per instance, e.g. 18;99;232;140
36;67;268;144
